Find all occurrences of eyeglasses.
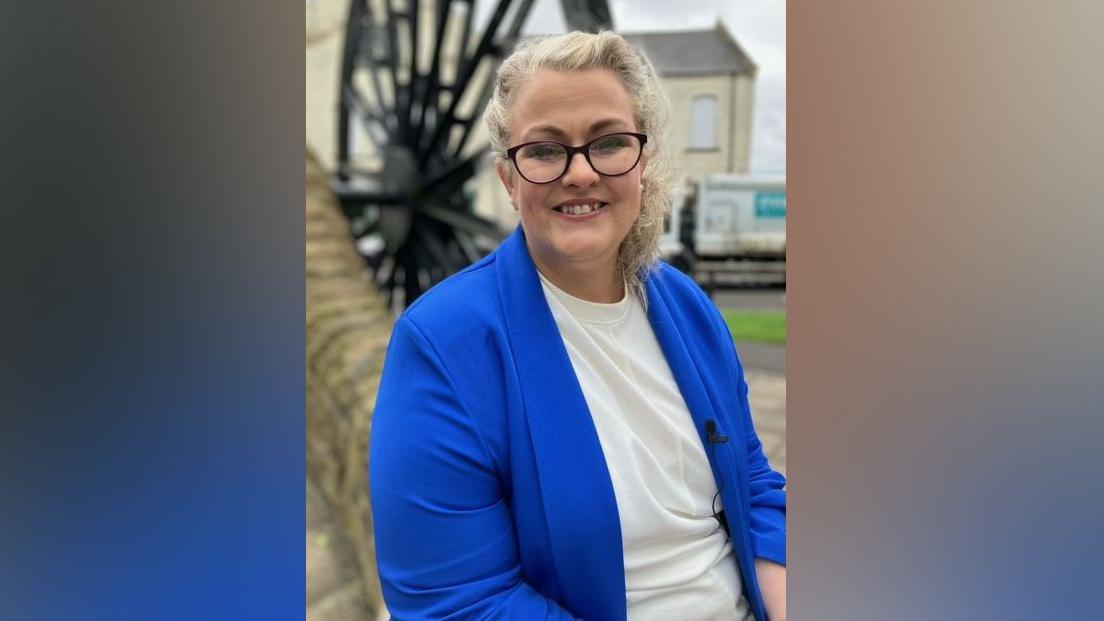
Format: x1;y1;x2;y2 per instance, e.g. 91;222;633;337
505;132;648;184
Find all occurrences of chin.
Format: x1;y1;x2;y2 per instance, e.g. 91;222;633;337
551;236;616;263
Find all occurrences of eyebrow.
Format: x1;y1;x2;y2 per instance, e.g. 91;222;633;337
521;118;632;142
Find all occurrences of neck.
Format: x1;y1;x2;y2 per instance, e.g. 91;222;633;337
530;251;624;304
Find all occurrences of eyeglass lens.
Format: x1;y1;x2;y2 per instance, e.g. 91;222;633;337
514;133;642;183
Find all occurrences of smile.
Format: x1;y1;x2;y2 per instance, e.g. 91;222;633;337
552;202;608;217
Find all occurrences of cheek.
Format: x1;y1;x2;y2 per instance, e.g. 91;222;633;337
517;184;552;213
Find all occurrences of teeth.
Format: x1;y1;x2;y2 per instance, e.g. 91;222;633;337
558;202;605;216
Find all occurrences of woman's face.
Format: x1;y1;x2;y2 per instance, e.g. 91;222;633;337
498;68;645;278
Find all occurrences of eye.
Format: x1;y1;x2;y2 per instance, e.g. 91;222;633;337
592;134;631;154
518;143;565;161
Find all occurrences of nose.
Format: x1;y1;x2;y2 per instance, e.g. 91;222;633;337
560;152;600;188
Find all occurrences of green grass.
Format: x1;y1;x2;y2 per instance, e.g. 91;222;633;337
721;310;786;345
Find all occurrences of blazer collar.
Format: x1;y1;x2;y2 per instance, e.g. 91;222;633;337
495;227;626;620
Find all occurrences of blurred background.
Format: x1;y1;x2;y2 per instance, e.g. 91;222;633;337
305;1;785;618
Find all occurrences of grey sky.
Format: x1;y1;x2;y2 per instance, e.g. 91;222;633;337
475;0;786;173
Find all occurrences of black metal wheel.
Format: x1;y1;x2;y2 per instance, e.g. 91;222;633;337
334;0;612;308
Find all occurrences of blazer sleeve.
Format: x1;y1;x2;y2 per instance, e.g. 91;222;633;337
708;304;787;566
369;317;581;620
733;349;787;566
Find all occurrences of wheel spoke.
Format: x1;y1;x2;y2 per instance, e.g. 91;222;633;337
337;0;612;306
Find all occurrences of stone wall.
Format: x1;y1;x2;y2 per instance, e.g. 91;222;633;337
306;149;392;620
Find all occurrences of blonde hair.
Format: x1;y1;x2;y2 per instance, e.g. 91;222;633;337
485;31;676;302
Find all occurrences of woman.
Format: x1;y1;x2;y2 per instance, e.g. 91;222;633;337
370;31;786;620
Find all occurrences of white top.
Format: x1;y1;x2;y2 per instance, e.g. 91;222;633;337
538;273;749;621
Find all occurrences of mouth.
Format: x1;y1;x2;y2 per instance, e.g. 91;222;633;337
552;201;609;217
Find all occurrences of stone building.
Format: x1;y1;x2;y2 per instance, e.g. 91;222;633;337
624;23;757;180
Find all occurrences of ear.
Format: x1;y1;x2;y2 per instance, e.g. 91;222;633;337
496;160;517;209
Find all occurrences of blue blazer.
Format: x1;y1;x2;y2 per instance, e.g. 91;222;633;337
370;228;786;620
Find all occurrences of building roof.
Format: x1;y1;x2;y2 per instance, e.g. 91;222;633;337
621;23;757;78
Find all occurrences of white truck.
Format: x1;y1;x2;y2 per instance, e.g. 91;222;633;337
661;174;786;286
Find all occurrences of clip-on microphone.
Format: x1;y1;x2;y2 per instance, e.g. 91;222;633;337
705;420;730;537
705;420;729;444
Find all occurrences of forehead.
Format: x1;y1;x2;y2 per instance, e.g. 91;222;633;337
510;68;636;142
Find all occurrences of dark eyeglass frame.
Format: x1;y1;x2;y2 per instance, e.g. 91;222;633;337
505;132;649;184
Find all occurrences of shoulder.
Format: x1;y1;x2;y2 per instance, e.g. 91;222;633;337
648;261;723;322
394;252;509;364
649;261;704;298
382;252;514;467
402;253;500;327
647;261;739;368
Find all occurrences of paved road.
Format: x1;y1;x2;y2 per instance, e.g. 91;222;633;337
734;340;786;374
746;371;786;476
710;288;786;312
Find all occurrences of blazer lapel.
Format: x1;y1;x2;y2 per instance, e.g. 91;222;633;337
645;275;756;552
496;228;626;621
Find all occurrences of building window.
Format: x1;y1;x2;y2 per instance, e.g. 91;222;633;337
690;95;717;150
